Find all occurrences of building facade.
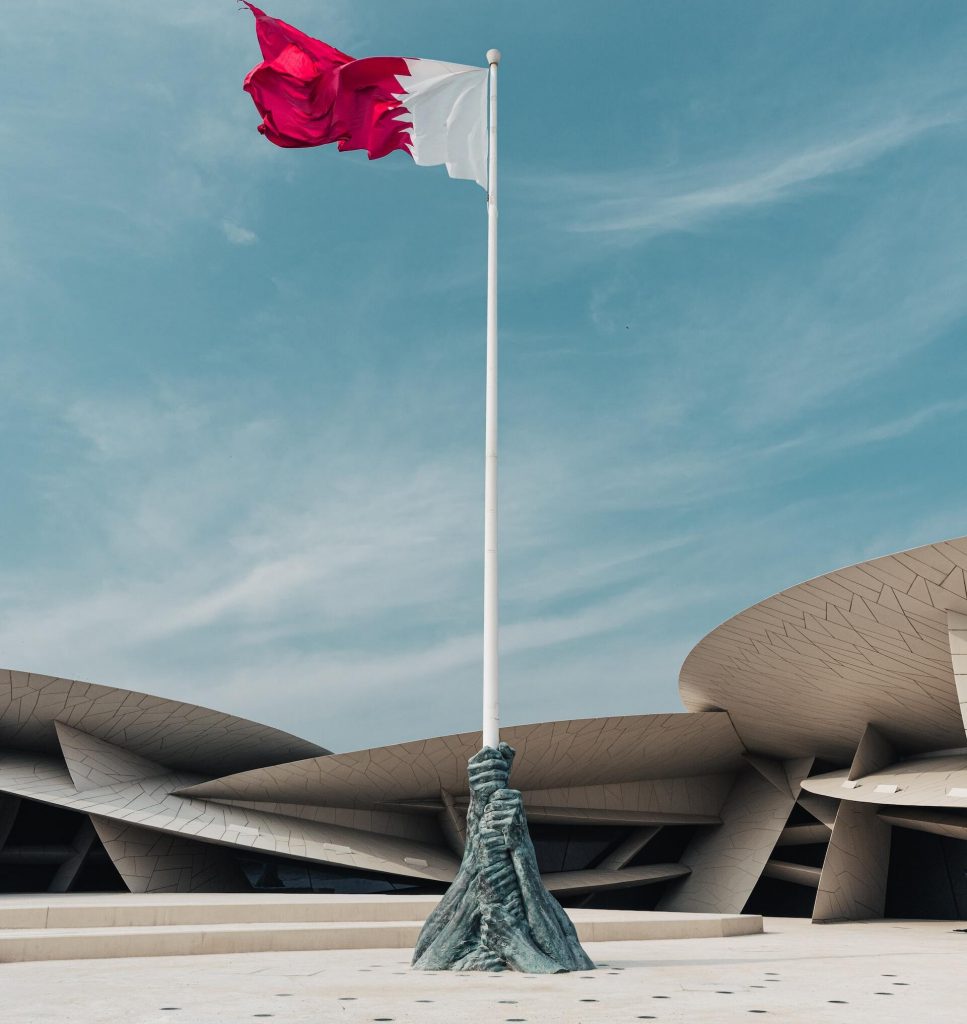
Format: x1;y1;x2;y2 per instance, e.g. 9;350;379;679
2;535;967;920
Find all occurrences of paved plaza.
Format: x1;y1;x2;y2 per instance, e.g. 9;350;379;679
5;917;965;1024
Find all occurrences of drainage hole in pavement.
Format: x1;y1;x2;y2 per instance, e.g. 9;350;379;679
875;992;894;996
882;974;897;977
338;997;357;1001
653;995;670;999
828;1000;848;1004
717;990;734;994
749;1011;768;1015
750;985;766;988
497;1001;517;1005
893;982;909;986
415;1000;434;1003
579;999;599;1002
274;994;292;998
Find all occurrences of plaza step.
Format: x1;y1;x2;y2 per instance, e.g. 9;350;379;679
0;919;427;962
0;894;762;962
0;893;442;930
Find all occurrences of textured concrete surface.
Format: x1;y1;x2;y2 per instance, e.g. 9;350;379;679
0;670;326;772
814;798;891;922
180;711;746;805
4;917;965;1023
659;767;794;914
680;537;967;759
804;753;967;808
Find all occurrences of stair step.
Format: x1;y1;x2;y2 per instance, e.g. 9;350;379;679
0;894;442;930
0;895;762;962
0;919;427;962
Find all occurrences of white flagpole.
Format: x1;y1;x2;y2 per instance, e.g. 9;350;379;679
482;48;501;750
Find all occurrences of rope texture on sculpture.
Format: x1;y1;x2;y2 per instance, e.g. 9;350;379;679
412;742;594;973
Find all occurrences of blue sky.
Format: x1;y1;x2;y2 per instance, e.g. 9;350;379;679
3;1;967;752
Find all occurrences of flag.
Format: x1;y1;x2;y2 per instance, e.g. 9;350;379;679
241;4;488;189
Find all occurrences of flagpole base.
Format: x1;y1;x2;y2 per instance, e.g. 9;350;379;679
411;743;595;973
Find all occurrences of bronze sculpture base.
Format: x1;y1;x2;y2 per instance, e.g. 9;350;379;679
412;742;595;973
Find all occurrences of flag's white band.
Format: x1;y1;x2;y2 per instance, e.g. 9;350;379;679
395;60;488;189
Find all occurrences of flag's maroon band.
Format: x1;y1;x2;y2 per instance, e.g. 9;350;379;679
242;2;413;158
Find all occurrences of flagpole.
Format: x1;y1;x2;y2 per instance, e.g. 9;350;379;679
482;48;501;751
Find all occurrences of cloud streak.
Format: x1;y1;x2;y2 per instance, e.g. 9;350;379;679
6;4;967;754
222;220;258;245
563;111;964;238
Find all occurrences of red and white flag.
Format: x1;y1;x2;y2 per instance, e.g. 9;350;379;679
242;4;488;188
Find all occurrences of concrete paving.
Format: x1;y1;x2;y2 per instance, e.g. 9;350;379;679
4;917;966;1023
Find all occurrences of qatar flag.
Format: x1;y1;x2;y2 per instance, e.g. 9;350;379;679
242;4;488;189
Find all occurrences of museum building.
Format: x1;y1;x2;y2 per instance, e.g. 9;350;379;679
2;535;967;922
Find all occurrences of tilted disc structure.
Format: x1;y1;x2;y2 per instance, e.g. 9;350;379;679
3;535;967;921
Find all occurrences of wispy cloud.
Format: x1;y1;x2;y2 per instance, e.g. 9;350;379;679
6;4;967;755
0;1;357;262
221;220;258;246
844;398;967;446
63;393;213;461
0;372;732;747
562;111;964;238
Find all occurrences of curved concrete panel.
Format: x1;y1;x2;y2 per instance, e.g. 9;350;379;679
0;750;459;884
0;669;327;775
90;816;247;893
6;533;967;918
802;752;967;808
179;712;745;806
679;539;967;760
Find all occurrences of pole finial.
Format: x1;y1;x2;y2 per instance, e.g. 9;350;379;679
486;49;501;66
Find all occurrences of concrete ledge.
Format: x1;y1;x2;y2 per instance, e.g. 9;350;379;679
0;893;444;930
0;921;427;962
568;908;762;942
0;895;763;963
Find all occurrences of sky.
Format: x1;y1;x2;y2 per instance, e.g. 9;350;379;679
3;1;967;753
